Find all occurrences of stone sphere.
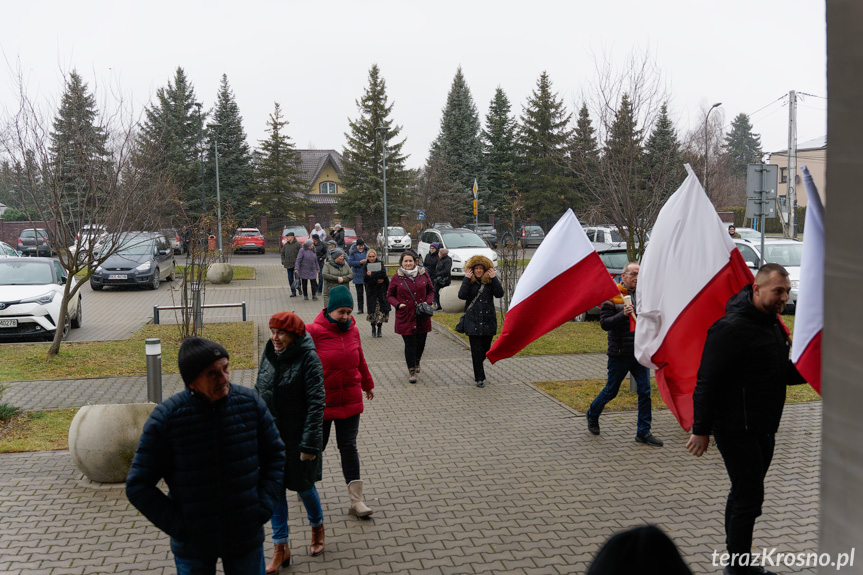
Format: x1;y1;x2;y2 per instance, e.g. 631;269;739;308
68;403;155;484
439;284;465;313
207;262;234;284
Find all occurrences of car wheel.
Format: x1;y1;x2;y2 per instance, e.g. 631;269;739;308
148;272;160;290
71;297;82;328
167;264;175;282
573;312;587;322
58;313;71;341
90;280;103;291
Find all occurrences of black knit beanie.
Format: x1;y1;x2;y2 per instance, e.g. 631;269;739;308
178;337;230;386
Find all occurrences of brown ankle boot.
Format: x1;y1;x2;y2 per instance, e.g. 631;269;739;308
265;543;290;574
408;368;417;383
310;524;325;556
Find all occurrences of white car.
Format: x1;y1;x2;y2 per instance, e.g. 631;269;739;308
0;257;82;341
377;226;412;252
417;228;498;277
68;225;109;263
0;241;20;257
583;225;626;249
734;238;802;309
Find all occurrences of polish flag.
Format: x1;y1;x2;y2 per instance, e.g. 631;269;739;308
634;166;753;430
487;209;620;363
790;166;823;393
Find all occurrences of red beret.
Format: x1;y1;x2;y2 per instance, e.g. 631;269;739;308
269;312;305;335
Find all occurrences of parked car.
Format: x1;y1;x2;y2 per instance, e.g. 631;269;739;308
0;241;20;257
417;227;498;278
342;227;358;249
464;223;498;248
377;226;412;252
160;229;183;254
17;228;53;257
0;257;82;341
734;238;802;312
280;224;310;247
734;227;761;239
68;224;109;262
232;228;265;254
574;246;630;322
583;225;625;249
517;225;546;248
89;232;175;291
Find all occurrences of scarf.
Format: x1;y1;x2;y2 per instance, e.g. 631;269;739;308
400;267;418;278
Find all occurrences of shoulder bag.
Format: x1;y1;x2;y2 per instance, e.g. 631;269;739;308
455;284;485;333
402;276;434;318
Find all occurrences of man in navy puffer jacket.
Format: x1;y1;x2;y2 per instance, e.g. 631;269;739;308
127;338;286;574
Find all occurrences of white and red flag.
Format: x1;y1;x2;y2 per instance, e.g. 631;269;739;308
790;166;823;394
634;166;753;430
487;209;619;363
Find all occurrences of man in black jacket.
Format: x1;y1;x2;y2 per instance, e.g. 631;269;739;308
126;338;286;574
586;262;663;446
687;263;806;575
433;248;452;310
313;236;328;294
332;223;346;248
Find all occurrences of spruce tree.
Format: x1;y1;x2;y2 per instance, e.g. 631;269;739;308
137;67;204;216
644;103;683;203
568;103;599;210
251;102;306;220
723;113;762;178
518;71;575;220
205;74;254;225
339;64;410;232
433;67;485;221
482;87;518;217
49;70;110;222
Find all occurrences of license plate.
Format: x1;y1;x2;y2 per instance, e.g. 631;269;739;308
109;274;128;280
0;319;17;328
245;242;256;246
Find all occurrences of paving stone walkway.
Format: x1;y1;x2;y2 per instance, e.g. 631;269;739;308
0;256;822;574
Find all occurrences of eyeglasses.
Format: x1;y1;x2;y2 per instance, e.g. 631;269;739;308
624;271;639;276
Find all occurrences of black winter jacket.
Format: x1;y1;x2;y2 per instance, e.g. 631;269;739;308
600;286;636;357
692;285;806;436
458;276;504;336
255;333;325;492
126;385;285;560
423;252;440;278
434;255;452;289
314;241;328;267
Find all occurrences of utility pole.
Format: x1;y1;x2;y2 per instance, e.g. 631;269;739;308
377;127;389;265
787;90;798;239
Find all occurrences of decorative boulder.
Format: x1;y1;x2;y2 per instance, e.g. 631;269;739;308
207;262;234;284
439;284;465;314
68;403;155;484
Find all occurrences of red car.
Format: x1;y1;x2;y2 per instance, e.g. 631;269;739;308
280;225;309;247
342;227;358;249
232;228;265;254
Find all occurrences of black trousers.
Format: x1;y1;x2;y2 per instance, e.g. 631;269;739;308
468;335;493;381
402;332;428;369
322;414;361;483
301;278;318;297
354;283;365;311
714;430;776;558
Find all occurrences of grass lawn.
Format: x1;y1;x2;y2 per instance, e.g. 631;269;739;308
0;409;77;453
433;312;607;355
0;321;257;383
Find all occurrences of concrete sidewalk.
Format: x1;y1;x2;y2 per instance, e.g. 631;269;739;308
0;261;822;574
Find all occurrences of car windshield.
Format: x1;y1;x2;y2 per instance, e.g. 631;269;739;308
343;228;356;236
283;226;307;236
21;229;47;239
386;227;407;236
598;250;630;271
524;226;542;232
238;230;260;237
609;230;624;242
477;225;495;231
104;236;156;256
737;229;761;239
442;232;487;249
0;261;53;285
762;243;803;267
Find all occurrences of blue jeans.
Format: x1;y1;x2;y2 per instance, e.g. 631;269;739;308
270;486;324;545
587;354;652;437
286;268;296;295
317;268;323;292
174;546;264;575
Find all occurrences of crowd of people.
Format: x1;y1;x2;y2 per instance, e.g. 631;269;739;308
126;222;804;575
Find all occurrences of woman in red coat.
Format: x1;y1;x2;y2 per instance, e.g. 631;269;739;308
306;285;376;518
386;251;435;383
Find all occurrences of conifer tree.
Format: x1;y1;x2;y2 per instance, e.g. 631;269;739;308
644;102;683;204
339;64;410;232
518;71;575;220
433;67;484;221
482;87;518;217
205;74;253;224
723;113;762;178
568;103;599;212
251;102;306;220
137;67;204;216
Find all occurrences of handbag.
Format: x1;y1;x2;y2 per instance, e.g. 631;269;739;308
402;276;434;318
455;284;485;333
291;276;300;291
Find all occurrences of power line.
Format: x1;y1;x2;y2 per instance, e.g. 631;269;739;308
798;92;827;100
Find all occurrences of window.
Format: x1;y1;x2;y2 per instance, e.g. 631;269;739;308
319;182;337;194
780;168;788;184
737;244;760;267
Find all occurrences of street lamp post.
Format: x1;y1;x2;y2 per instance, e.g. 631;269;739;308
376;126;388;265
196;104;205;212
704;102;722;197
214;138;223;262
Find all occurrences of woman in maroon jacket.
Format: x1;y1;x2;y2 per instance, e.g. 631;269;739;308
387;251;435;383
306;285;376;518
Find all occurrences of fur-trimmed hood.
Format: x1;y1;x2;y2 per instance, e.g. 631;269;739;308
466;255;494;284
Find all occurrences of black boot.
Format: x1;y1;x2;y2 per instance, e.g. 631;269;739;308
376;324;382;337
371;325;377;338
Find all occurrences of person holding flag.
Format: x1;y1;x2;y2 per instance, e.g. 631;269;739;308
586;262;663;447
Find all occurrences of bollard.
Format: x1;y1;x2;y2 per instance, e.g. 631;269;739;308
145;338;162;403
191;281;203;331
629;373;637;393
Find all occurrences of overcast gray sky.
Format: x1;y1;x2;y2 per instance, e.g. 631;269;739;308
1;0;827;169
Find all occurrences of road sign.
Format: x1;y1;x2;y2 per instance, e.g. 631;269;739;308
746;196;777;220
746;164;779;198
417;209;425;220
472;179;478;199
473;199;477;215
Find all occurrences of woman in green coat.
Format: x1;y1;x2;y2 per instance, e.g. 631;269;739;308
255;312;326;573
